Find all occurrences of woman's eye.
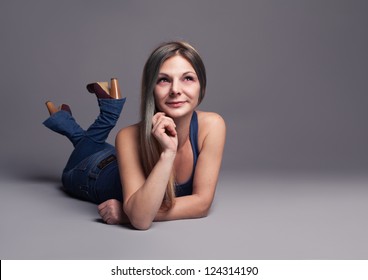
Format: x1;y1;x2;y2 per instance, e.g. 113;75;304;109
184;76;194;81
157;77;169;84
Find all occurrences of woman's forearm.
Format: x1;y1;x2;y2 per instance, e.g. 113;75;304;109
154;194;211;222
124;151;176;230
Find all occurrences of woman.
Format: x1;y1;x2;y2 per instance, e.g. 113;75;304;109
44;41;226;230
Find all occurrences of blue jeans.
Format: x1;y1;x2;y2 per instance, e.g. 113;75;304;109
43;98;126;204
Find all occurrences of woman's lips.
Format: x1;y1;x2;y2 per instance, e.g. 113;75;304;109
166;101;186;108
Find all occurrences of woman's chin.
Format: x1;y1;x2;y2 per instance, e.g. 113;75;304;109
163;106;194;119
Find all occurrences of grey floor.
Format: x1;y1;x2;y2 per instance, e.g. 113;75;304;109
1;0;368;260
1;170;368;260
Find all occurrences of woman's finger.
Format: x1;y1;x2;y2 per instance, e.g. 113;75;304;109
97;201;107;212
152;112;166;126
152;119;176;138
153;116;176;131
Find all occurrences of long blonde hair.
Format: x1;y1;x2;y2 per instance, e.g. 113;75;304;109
139;41;207;210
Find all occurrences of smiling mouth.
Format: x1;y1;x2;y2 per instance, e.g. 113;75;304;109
166;101;187;108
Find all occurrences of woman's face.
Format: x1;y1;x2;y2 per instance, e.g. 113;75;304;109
154;55;200;119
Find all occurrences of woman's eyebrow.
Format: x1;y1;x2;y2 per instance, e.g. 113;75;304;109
183;71;197;75
157;73;169;77
158;71;197;77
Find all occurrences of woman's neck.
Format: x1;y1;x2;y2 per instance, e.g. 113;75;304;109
173;112;193;150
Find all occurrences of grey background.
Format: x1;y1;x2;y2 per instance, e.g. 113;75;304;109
1;0;367;259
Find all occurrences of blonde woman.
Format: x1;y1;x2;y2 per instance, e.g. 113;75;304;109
44;41;226;230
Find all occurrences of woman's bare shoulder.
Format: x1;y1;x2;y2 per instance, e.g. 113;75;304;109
197;111;226;131
196;111;226;150
116;123;140;144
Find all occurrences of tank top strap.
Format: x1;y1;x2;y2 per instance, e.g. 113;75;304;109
174;111;200;197
189;111;200;163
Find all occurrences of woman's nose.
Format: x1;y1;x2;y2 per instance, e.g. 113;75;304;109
170;80;181;96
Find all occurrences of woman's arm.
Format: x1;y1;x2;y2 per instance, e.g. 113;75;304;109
115;114;178;230
155;112;226;221
99;112;226;228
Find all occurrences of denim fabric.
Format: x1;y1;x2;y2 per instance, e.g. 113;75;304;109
43;98;126;204
61;145;122;204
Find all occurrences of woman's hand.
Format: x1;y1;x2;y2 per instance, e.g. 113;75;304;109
98;199;130;225
151;113;178;154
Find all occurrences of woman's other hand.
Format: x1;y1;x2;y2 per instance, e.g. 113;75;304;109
98;199;130;225
151;112;178;154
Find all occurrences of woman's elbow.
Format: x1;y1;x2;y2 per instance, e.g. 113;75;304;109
123;204;153;230
201;208;210;218
131;218;152;230
196;203;211;218
188;194;212;219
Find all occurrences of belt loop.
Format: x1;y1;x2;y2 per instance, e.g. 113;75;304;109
97;154;117;169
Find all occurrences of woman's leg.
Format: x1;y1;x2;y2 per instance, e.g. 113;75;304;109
62;97;126;172
43;96;126;166
43;77;125;147
61;98;126;203
45;79;126;203
43;108;85;147
85;98;126;143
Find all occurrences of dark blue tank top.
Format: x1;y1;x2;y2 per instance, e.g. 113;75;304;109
175;111;200;197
